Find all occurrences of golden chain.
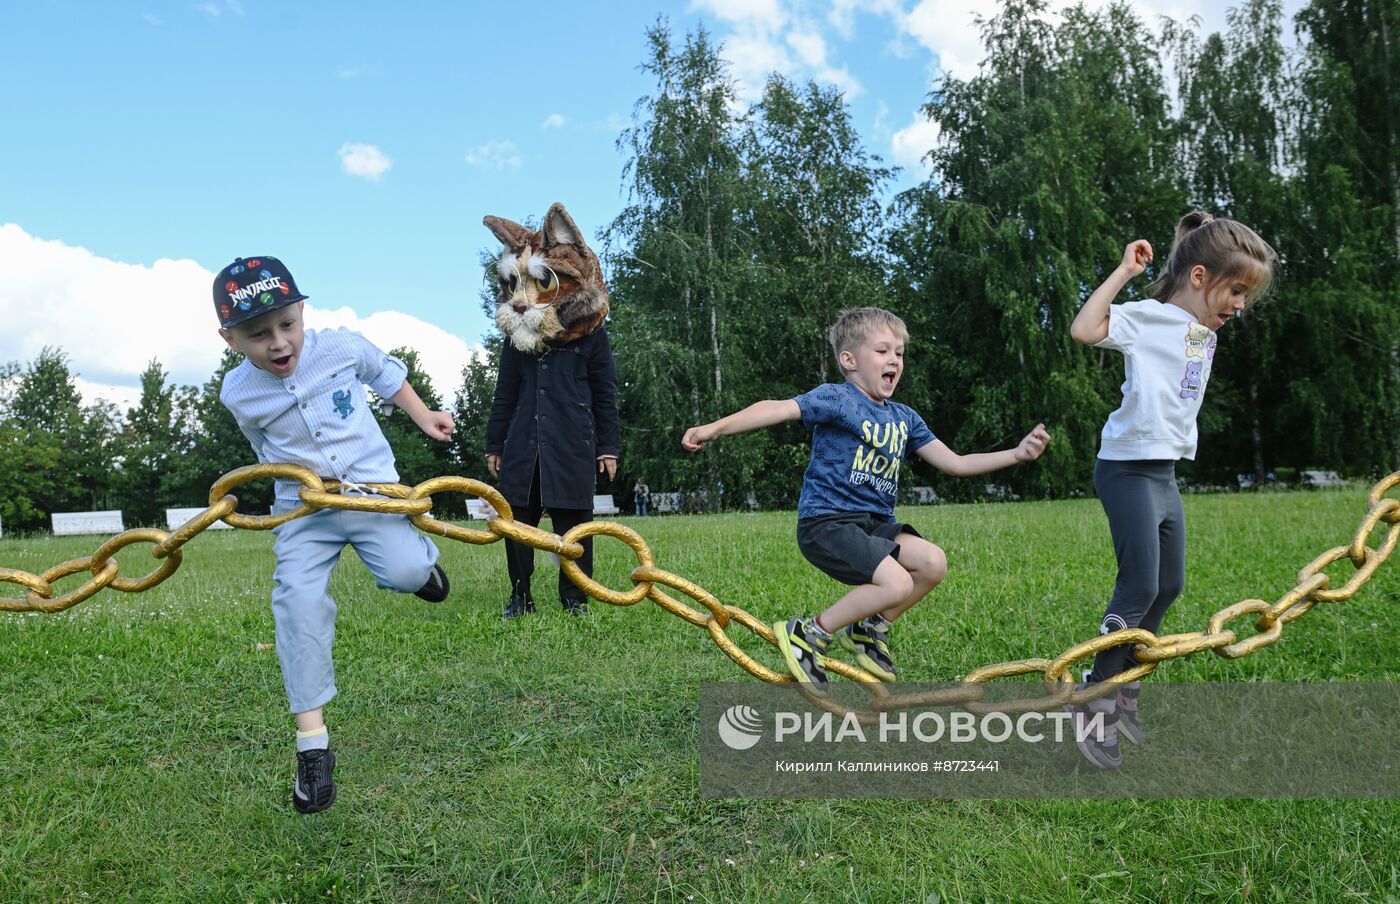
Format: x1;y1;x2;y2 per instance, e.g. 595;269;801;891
3;464;1397;718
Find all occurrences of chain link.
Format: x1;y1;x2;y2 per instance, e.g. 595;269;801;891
3;464;1397;715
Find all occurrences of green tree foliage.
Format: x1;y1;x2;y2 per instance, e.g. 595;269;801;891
890;0;1184;497
606;22;895;509
113;359;184;526
1286;0;1400;474
375;346;454;494
605;21;756;511
449;355;496;486
3;0;1397;528
166;348;275;514
738;77;896;507
4;349;89;528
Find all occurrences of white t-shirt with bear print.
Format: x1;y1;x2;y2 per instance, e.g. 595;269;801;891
1094;299;1217;461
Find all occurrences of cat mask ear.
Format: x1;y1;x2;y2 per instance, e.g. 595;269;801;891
542;203;587;251
483;215;534;250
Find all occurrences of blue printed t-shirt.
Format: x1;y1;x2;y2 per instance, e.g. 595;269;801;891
794;382;936;521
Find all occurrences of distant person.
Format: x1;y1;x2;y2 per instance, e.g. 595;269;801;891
683;307;1049;691
634;479;650;517
215;256;454;814
1067;212;1277;769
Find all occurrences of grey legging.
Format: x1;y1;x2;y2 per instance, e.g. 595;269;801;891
1088;458;1186;682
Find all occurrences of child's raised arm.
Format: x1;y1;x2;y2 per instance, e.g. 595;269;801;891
390;381;455;442
1070;240;1153;346
682;400;801;451
913;423;1050;477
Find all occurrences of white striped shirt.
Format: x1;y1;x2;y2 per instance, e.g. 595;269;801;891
220;328;409;501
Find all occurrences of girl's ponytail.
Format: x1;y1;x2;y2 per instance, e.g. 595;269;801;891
1146;210;1275;306
1173;210;1214;244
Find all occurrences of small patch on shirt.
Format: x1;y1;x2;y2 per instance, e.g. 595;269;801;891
331;389;354;419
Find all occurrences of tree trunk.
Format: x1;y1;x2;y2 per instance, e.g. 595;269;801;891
1249;375;1265;485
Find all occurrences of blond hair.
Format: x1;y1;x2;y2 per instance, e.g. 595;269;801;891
828;307;908;370
1146;211;1278;307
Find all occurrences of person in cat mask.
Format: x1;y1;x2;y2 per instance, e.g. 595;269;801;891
484;203;620;617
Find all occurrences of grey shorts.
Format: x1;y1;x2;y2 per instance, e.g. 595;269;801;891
796;512;922;586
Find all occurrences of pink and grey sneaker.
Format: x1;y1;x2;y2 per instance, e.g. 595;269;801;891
1116;681;1143;745
1067;689;1121;770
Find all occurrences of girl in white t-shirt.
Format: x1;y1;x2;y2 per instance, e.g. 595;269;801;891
1066;211;1277;769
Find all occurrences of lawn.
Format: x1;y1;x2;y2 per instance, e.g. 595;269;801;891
2;486;1397;903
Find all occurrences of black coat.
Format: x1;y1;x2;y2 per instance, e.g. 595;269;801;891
486;327;620;509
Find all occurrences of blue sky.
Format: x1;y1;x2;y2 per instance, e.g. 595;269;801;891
2;0;1292;409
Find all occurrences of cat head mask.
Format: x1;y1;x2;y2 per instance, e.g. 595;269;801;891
483;203;609;353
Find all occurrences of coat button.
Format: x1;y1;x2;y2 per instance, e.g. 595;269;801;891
301;403;308;409
331;455;337;461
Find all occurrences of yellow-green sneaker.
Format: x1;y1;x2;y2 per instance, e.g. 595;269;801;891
774;617;830;691
838;617;897;682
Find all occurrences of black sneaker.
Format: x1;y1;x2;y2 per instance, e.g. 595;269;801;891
413;564;450;603
774;617;831;692
561;594;589;617
1067;695;1122;770
1116;681;1144;745
502;591;535;619
293;748;337;814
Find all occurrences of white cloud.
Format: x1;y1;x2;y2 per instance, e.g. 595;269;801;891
338;142;392;180
541;113;567;129
690;0;787;31
828;0;901;39
196;2;220;16
894;0;1305;82
787;29;828;67
900;0;986;79
464;140;522;171
304;307;481;402
695;1;864;101
891;113;940;174
0;224;219;401
873;100;892;138
0;224;480;411
723;32;795;101
142;13;162;26
74;378;142;415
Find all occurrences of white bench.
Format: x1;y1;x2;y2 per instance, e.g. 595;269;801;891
1302;470;1344;488
910;485;939;505
166;507;232;530
52;511;124;536
466;496;617;520
983;484;1020;502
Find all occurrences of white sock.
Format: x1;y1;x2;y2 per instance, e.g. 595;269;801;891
296;725;329;752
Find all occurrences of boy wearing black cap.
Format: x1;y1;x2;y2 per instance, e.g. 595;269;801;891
215;256;455;814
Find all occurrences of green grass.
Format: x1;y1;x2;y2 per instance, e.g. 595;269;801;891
2;488;1398;903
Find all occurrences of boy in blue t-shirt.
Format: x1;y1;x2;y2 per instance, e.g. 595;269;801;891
683;308;1050;689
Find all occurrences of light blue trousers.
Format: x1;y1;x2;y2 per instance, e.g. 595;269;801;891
270;500;439;713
